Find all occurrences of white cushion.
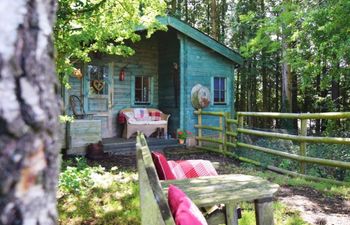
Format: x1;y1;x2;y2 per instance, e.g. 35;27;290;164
128;120;148;125
147;120;167;125
124;112;134;119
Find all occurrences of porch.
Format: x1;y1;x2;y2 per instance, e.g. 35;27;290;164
101;136;183;155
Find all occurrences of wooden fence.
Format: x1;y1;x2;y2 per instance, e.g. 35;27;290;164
194;109;350;185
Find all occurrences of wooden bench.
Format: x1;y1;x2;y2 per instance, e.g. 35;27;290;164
120;108;170;139
136;133;279;225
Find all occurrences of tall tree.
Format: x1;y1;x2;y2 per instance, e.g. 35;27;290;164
210;0;219;40
0;0;61;224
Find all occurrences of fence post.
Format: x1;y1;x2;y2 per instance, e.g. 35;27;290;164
226;112;231;151
300;119;307;174
236;114;244;147
223;112;229;152
219;114;223;151
198;109;202;147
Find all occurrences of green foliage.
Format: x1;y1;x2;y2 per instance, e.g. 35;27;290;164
307;143;350;181
238;201;307;225
58;158;140;225
59;157;98;195
237;138;299;171
227;164;350;199
55;0;167;84
59;115;75;123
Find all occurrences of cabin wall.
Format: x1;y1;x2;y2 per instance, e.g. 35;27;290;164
158;29;180;138
180;36;235;135
65;35;159;138
110;36;159;136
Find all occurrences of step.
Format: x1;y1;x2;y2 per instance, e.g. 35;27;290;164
105;143;185;155
103;139;178;150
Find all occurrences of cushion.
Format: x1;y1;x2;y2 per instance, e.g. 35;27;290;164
168;185;208;225
147;120;167;125
117;112;126;124
168;160;218;179
149;111;161;121
134;108;150;121
151;152;176;180
123;112;134;119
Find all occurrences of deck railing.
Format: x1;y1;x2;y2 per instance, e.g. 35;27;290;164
194;109;350;185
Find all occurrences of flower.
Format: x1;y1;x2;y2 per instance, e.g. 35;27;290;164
177;129;191;139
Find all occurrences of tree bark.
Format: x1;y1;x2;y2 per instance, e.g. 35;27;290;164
184;0;189;22
210;0;219;40
220;0;227;43
0;0;60;224
171;0;177;14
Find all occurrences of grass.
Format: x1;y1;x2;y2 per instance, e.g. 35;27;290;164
58;158;140;225
58;157;348;225
237;202;308;225
223;162;350;199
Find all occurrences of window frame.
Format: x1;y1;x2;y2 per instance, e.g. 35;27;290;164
212;76;227;105
86;64;110;96
132;75;152;105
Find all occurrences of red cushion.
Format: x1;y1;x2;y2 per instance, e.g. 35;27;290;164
168;185;208;225
149;111;161;121
151;152;176;180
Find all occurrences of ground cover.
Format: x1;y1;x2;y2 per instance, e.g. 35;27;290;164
58;158;139;225
58;149;350;225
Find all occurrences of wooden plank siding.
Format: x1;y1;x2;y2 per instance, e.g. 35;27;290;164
110;36;159;137
63;17;241;141
158;29;180;137
179;35;235;136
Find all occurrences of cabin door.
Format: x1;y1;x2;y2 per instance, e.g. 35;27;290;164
84;63;114;138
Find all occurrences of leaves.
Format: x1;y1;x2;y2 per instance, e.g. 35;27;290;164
55;0;166;77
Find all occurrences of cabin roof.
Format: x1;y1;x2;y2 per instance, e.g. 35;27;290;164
157;16;244;65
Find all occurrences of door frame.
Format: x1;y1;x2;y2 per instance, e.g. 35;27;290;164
83;62;114;138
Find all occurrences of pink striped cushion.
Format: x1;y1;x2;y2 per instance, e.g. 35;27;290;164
168;160;218;179
168;185;208;225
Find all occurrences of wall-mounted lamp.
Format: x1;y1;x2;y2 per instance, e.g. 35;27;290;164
119;67;126;81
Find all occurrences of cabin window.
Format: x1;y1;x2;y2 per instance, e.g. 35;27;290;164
135;76;151;104
213;77;226;104
87;65;109;95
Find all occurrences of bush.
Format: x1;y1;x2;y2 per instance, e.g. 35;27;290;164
59;157;104;195
237;138;299;171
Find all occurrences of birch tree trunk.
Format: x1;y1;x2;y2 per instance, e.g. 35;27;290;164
0;0;60;224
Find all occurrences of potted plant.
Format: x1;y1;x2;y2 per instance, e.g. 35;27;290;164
177;130;191;144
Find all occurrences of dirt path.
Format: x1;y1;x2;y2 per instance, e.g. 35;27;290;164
83;150;350;225
277;185;350;225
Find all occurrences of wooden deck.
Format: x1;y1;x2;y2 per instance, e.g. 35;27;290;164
102;137;183;155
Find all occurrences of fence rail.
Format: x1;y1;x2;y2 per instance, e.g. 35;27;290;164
194;110;350;185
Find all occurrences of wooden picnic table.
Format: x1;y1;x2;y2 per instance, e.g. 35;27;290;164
161;174;279;225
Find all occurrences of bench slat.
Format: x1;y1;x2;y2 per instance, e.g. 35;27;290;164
137;134;176;225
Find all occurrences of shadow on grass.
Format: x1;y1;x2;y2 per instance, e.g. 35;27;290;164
59;181;140;225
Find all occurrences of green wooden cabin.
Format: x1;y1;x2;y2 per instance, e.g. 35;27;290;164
63;16;243;140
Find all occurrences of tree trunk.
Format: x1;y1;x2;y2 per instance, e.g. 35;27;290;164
0;1;60;224
235;69;240;111
291;70;298;130
171;0;177;14
210;0;219;40
331;74;340;111
184;0;189;22
315;72;321;134
220;0;227;43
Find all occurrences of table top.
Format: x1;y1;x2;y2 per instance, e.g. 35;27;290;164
161;174;279;207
